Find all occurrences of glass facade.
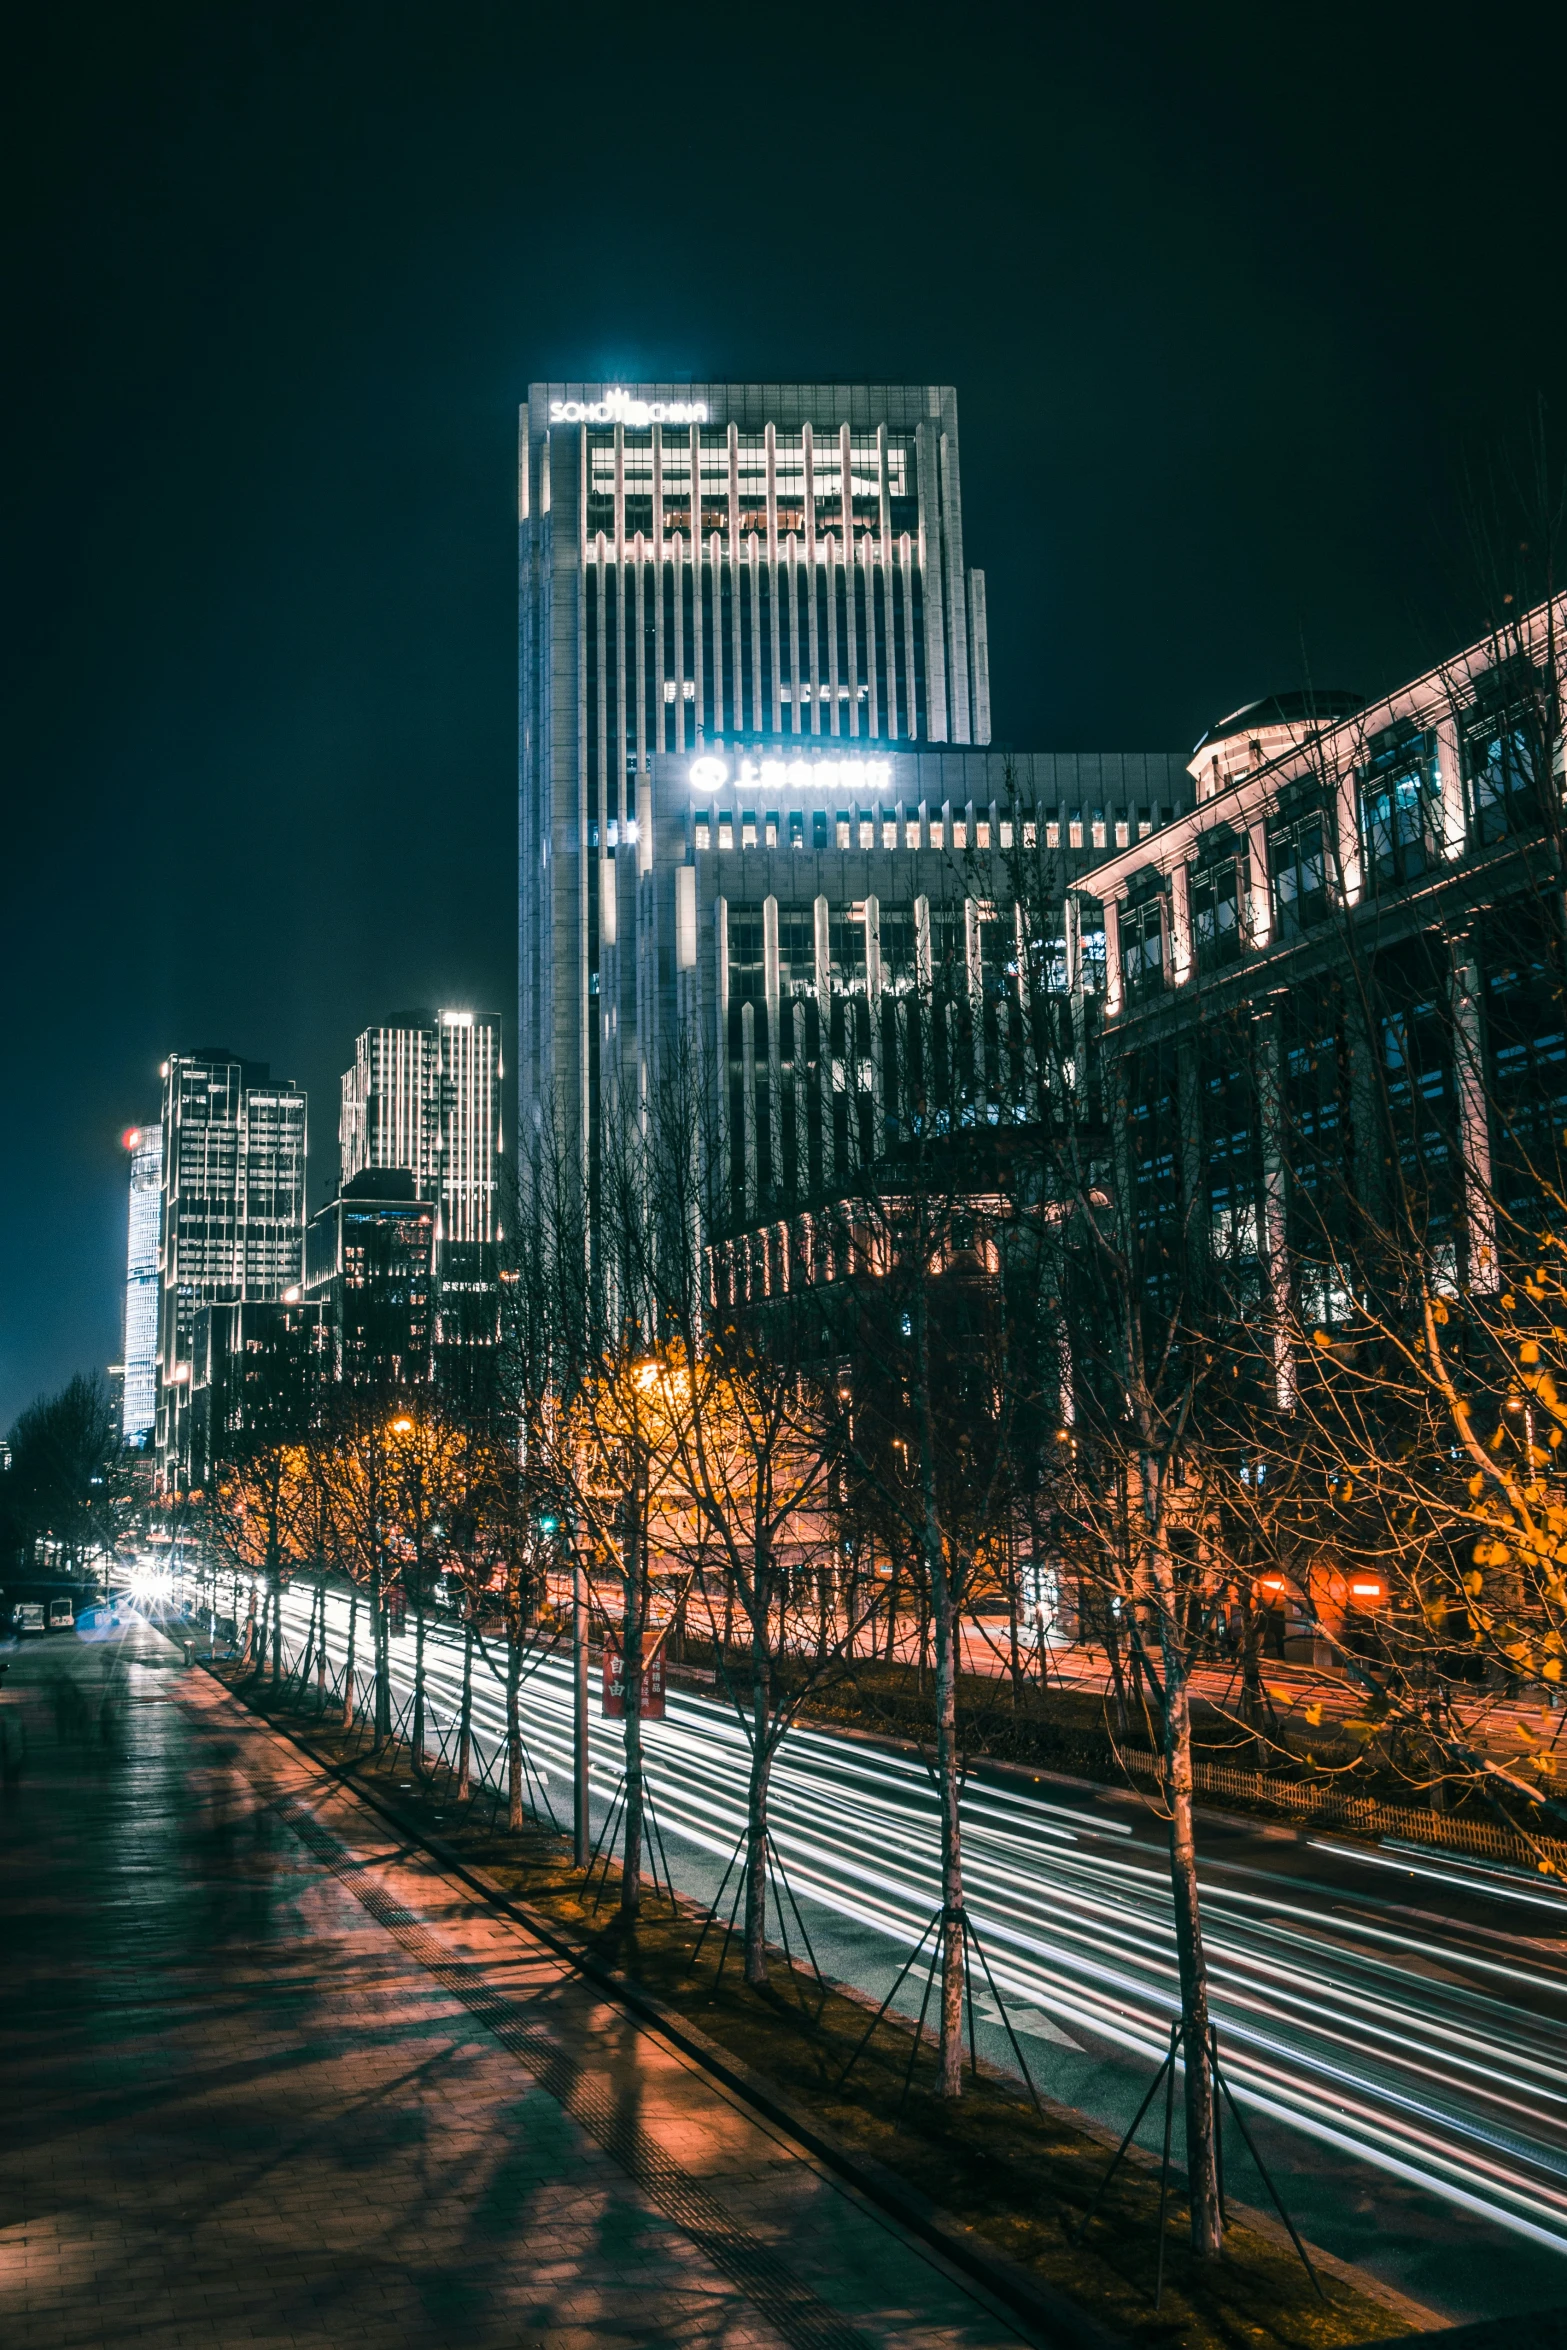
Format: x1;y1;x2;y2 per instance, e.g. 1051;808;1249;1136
156;1053;306;1487
121;1123;162;1447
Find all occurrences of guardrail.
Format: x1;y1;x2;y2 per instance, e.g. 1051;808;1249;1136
1119;1744;1567;1872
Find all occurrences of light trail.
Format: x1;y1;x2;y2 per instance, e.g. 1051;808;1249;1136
264;1584;1567;2261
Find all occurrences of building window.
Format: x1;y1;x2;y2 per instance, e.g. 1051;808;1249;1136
1189;850;1248;972
1465;666;1544;847
1119;893;1167;1002
1091;810;1107;849
1359;728;1439;891
1068;810;1083;849
1268;805;1334;938
904;806;921;848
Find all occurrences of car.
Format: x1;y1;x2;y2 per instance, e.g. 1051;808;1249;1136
47;1597;75;1631
10;1602;45;1635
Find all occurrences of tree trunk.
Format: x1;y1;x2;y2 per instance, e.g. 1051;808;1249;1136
930;1545;965;2098
1143;1444;1223;2261
1165;1650;1223;2257
270;1570;282;1686
1006;1521;1024;1704
743;1608;774;1987
458;1610;474;1800
343;1588;358;1729
374;1565;391;1750
412;1579;427;1775
506;1604;524;1831
315;1571;327;1707
241;1584;257;1675
915;1290;964;2100
620;1468;648;1924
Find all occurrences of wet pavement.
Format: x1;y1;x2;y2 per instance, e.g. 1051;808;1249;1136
0;1621;1036;2350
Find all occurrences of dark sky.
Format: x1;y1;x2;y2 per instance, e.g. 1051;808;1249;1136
3;0;1562;1431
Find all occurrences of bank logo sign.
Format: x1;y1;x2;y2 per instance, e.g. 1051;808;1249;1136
689;753;895;794
550;389;710;426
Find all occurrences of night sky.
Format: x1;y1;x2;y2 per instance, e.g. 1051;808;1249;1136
3;0;1563;1430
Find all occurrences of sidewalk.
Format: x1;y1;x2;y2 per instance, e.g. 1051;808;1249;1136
0;1620;1035;2350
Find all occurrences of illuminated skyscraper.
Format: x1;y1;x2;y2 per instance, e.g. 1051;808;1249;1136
517;381;993;1163
155;1051;307;1487
517;380;1194;1251
120;1122;162;1447
339;1010;502;1244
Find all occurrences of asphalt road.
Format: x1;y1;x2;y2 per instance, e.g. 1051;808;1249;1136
255;1582;1567;2324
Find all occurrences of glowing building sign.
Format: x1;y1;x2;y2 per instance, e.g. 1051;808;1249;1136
688;753;894;794
550;390;710;426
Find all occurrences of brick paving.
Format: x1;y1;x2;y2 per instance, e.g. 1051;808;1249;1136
0;1622;1036;2350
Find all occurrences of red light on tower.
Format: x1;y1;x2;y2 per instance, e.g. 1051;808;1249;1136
122;1127;142;1152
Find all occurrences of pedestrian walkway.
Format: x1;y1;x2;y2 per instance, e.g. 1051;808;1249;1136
0;1620;1037;2350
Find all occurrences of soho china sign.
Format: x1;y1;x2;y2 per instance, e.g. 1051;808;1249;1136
549;389;710;426
688;753;895;794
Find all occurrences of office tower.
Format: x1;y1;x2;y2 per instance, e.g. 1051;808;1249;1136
155;1050;307;1488
119;1121;162;1447
339;1010;502;1245
517;378;1192;1226
518;382;994;1168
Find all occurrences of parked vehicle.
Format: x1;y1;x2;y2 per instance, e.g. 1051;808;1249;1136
47;1597;75;1631
10;1602;45;1634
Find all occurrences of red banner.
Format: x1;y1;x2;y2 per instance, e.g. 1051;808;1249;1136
602;1632;666;1719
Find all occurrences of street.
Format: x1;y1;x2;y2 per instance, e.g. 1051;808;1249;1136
269;1579;1567;2323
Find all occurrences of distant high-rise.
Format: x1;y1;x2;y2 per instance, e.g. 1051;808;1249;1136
339;1011;502;1244
120;1121;162;1448
155;1051;307;1487
304;1168;436;1387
